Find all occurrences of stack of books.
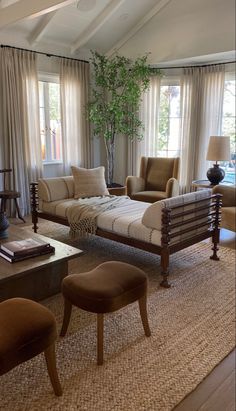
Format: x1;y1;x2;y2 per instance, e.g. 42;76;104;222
0;238;55;263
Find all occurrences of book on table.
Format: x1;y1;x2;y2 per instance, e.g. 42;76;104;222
0;238;51;256
0;246;55;263
0;237;55;263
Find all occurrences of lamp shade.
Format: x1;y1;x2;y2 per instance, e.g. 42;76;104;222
206;136;231;161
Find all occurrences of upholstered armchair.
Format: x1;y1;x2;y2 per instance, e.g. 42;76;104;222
126;156;180;203
212;185;236;231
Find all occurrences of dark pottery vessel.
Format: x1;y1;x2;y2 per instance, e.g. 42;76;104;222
0;211;9;239
207;164;225;185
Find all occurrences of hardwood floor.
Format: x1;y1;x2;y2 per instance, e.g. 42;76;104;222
175;228;236;411
174;350;235;411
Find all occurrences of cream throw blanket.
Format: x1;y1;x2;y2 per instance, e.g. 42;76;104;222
67;195;130;238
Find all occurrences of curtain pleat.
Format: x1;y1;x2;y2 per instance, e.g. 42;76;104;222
0;48;42;215
127;75;161;177
59;59;91;175
179;65;225;192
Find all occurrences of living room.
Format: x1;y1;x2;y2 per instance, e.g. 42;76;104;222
0;0;235;410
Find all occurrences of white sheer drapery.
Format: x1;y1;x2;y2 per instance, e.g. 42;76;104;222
59;59;91;175
0;47;42;215
179;65;225;192
127;75;161;177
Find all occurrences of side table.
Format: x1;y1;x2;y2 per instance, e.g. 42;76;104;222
192;180;233;191
108;186;126;196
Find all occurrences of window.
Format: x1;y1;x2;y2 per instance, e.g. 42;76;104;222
39;79;62;163
221;75;236;184
157;81;181;157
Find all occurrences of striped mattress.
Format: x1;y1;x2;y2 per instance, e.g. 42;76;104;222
39;197;162;246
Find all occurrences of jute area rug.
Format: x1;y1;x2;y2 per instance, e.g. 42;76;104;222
0;221;235;411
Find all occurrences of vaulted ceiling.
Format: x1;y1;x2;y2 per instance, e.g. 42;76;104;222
0;0;235;65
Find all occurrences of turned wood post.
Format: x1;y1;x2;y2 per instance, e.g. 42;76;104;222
160;207;171;288
30;182;39;233
210;193;222;261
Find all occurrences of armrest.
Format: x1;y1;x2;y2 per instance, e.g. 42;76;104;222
126;176;145;196
212;185;236;207
166;178;179;198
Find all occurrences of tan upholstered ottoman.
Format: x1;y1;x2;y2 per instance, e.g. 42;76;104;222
0;298;62;396
60;261;151;365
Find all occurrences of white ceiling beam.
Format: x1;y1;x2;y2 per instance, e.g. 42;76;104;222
0;0;19;8
106;0;173;57
71;0;126;54
29;11;57;46
0;0;74;29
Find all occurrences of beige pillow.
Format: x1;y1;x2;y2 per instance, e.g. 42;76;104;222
71;166;109;199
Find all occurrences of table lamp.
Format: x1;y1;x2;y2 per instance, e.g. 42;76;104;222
206;136;231;184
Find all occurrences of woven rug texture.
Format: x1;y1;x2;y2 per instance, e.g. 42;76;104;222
0;221;235;411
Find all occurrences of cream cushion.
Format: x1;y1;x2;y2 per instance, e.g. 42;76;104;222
71;166;109;199
142;189;212;231
38;176;74;202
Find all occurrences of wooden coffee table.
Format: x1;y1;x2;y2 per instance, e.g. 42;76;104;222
0;225;83;302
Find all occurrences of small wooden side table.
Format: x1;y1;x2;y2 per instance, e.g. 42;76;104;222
0;168;25;223
192;180;233;191
0;190;25;222
108;186;126;196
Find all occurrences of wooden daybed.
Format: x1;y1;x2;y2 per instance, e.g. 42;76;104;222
30;178;222;288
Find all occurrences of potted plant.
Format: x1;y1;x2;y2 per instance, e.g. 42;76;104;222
88;51;160;186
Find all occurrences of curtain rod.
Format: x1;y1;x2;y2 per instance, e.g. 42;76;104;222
154;60;236;70
1;44;235;69
0;44;89;64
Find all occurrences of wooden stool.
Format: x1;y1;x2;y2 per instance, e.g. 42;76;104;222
60;261;151;365
0;169;25;222
0;298;62;396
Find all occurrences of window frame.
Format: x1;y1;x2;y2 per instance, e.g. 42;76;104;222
38;73;62;165
157;77;181;158
221;71;236;184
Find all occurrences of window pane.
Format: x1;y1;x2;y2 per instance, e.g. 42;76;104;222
39;80;62;163
39;84;46;161
49;83;62;161
221;78;236;184
39;81;44;107
158;83;181;157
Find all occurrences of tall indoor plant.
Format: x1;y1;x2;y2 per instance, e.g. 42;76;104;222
88;51;160;186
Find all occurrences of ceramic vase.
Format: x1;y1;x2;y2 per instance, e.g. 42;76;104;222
0;211;9;239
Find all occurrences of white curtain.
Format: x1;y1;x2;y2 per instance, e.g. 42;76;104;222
59;59;91;175
127;75;161;176
0;47;42;215
179;65;225;192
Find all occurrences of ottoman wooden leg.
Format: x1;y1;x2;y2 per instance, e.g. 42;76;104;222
44;344;62;396
138;294;151;337
97;313;104;366
60;298;72;337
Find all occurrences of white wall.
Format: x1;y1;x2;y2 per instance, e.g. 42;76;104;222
118;0;235;64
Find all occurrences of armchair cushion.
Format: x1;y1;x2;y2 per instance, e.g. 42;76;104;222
130;191;167;203
126;156;180;203
212;185;236;231
166;178;180;198
221;207;236;231
126;176;145;197
212;185;236;207
145;157;179;191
